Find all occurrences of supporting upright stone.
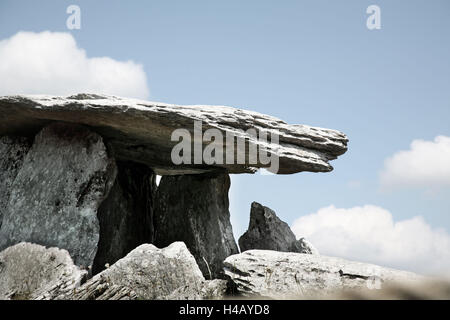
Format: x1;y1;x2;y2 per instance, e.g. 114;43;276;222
93;161;156;274
154;173;239;279
0;136;31;227
0;123;117;267
0;122;160;271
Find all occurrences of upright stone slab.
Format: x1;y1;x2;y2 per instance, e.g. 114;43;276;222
93;161;156;274
154;173;239;279
0;136;31;227
0;123;117;267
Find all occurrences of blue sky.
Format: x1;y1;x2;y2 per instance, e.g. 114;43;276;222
1;0;449;274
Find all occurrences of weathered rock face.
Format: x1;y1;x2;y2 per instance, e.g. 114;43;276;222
64;242;227;300
93;161;156;274
0;242;87;300
224;250;424;299
0;122;159;271
0;136;31;227
239;202;317;254
154;173;239;279
163;279;228;300
294;238;319;255
0;123;117;267
0;94;348;175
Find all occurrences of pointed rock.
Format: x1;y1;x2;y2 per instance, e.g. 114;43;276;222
239;202;317;254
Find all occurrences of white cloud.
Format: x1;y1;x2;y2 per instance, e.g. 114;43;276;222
292;205;450;276
380;136;450;189
0;31;149;99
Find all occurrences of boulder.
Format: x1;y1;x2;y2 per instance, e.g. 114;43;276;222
224;250;424;299
0;123;117;267
154;173;239;279
0;136;31;227
239;202;317;254
64;242;227;300
0;94;348;175
0;242;87;300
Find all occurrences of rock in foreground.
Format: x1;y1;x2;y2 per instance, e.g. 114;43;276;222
0;242;87;300
239;202;318;254
64;242;227;300
224;250;424;299
0;94;348;174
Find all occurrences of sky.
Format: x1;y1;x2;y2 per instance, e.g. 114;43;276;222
1;0;449;275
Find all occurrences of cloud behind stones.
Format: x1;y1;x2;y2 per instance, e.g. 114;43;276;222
292;205;450;276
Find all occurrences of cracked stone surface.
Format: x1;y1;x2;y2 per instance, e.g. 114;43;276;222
0;122;117;267
0;94;348;175
0;242;87;300
0;136;31;227
63;242;227;300
224;250;424;299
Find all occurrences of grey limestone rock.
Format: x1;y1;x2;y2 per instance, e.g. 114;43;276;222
0;94;348;175
0;123;158;271
0;122;117;267
0;136;31;227
295;237;319;255
239;202;317;254
0;242;87;300
224;250;424;299
154;173;239;279
64;242;227;300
